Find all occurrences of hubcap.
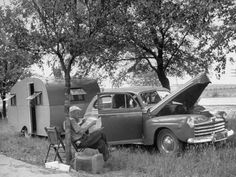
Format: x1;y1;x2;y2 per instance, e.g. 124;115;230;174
161;135;175;153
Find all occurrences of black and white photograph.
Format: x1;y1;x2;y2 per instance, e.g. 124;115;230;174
0;0;236;176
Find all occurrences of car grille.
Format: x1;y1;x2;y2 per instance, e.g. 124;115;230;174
194;120;226;137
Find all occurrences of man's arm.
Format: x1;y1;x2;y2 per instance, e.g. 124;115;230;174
70;118;83;133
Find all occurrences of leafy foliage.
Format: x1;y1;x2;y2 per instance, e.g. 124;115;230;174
129;72;161;87
101;0;236;89
0;5;37;117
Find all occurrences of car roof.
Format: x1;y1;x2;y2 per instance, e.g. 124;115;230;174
103;86;169;94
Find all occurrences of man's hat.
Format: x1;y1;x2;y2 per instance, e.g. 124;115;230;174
69;105;81;112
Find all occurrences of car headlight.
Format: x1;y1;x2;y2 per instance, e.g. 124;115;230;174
223;113;227;119
215;111;227;119
186;116;194;128
186;116;209;128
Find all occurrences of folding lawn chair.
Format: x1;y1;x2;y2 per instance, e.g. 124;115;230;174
44;127;65;163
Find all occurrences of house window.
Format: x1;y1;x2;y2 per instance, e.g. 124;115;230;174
26;92;42;105
70;88;86;101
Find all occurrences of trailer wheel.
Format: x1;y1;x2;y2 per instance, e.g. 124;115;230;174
21;126;31;138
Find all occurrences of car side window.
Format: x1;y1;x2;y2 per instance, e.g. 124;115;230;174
126;94;137;108
140;91;161;105
94;95;112;109
112;93;138;109
112;94;125;109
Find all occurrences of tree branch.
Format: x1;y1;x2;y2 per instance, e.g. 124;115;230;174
31;0;51;39
144;56;158;73
56;50;66;72
106;56;156;62
164;27;191;70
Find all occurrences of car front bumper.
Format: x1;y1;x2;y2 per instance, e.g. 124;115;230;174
187;129;234;144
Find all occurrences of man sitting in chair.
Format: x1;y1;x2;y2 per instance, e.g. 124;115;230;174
69;106;110;161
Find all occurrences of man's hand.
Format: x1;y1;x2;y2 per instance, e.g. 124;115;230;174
90;120;96;126
78;118;86;126
80;119;97;132
87;119;96;128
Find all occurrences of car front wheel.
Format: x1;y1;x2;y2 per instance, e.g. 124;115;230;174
156;129;183;155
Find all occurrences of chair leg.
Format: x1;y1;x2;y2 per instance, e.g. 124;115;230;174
45;145;51;163
60;140;66;151
53;147;63;163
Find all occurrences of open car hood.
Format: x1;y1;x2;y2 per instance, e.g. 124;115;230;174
150;73;211;116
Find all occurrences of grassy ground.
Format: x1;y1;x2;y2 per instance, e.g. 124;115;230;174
1;115;236;177
0;119;49;165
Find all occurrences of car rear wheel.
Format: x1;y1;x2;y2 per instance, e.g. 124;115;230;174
156;129;183;155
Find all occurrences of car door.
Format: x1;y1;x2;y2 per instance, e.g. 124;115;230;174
98;93;143;144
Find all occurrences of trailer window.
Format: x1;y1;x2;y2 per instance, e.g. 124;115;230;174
11;95;17;106
3;94;16;106
26;92;42;105
35;93;42;105
70;88;86;101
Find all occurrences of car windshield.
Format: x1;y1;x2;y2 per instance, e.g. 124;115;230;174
140;90;162;105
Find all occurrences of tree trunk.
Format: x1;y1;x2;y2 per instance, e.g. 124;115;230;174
157;64;170;90
64;71;72;164
1;93;7;118
156;49;170;90
2;62;7;118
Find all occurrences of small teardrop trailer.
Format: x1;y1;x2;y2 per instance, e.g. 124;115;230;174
7;77;100;136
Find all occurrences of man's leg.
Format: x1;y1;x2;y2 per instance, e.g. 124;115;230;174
80;130;109;161
96;139;110;161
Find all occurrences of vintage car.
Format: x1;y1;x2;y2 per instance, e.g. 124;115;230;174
84;73;234;154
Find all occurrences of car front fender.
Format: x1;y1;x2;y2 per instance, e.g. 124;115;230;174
143;116;194;145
